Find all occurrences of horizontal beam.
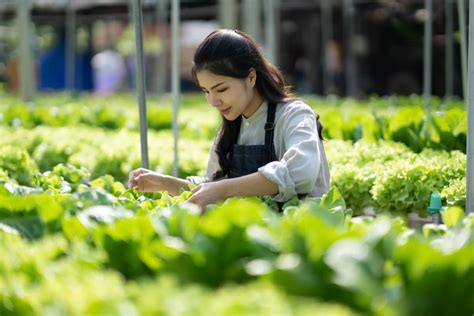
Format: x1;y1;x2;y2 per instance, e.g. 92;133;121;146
0;4;217;23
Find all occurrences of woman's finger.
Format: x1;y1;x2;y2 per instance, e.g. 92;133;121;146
187;193;196;204
128;173;135;187
129;168;145;187
137;174;149;192
132;168;147;178
191;185;201;193
186;193;207;214
137;176;144;192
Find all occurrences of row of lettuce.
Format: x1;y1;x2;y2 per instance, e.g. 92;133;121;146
1;93;471;314
1;124;466;216
1;159;473;315
0;94;468;152
328;140;466;214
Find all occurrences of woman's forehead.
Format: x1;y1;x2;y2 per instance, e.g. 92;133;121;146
196;70;236;88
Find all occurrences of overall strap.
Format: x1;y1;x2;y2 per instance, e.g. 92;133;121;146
264;102;277;163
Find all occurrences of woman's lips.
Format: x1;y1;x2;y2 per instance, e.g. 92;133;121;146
220;107;231;115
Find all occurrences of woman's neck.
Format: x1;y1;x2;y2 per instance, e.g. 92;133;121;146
242;92;264;118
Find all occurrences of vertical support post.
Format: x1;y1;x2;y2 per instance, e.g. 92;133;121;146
343;0;357;98
171;0;180;177
156;0;168;97
243;0;262;44
423;0;433;113
132;0;150;169
466;0;474;213
66;0;76;92
458;0;468;101
321;0;333;95
218;0;237;29
445;0;454;98
17;0;35;102
128;0;135;89
264;0;279;64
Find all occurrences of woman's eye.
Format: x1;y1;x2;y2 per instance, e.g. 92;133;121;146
217;88;228;93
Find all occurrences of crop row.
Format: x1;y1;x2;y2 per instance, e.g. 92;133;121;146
1;125;467;217
327;140;466;214
0;126;210;181
0;94;467;152
1;160;473;315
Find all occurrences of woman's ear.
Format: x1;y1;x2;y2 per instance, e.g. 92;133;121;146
247;68;257;87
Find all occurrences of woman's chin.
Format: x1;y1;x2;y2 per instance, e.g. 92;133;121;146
223;112;239;121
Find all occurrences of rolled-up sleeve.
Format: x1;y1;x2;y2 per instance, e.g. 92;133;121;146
186;175;208;185
258;104;321;202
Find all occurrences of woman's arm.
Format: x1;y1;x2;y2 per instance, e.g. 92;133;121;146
129;140;219;196
258;102;322;201
221;172;279;197
187;172;278;211
128;168;190;196
160;175;191;196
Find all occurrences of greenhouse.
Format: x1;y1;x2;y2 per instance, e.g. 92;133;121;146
0;0;473;315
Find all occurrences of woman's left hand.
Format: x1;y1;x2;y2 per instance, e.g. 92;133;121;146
187;182;228;214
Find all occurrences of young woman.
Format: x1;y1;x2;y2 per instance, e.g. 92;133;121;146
128;29;330;211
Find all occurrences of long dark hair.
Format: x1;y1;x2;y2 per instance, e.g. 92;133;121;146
192;29;322;180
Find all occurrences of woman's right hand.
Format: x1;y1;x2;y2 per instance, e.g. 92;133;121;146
128;168;164;192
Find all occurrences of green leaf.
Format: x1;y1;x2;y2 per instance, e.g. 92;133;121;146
77;205;134;229
0;222;20;235
320;187;346;211
422;223;447;238
441;206;464;228
3;181;43;195
62;216;88;240
0;182;13;196
0;216;43;239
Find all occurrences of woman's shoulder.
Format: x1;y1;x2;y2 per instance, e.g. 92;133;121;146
277;99;316;118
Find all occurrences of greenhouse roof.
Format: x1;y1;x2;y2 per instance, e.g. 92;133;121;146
0;0;440;12
0;0;170;11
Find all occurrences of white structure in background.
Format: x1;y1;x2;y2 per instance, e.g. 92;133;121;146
180;21;219;79
91;49;126;95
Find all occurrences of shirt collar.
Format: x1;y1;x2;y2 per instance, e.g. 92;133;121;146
242;100;267;124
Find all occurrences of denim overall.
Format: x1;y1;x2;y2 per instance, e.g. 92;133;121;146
228;102;307;211
229;102;278;179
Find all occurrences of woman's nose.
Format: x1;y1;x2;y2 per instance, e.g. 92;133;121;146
207;93;222;107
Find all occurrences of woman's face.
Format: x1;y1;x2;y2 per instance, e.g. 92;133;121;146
196;69;260;120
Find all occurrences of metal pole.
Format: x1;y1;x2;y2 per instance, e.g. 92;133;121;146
132;0;150;169
171;0;180;177
128;0;135;89
275;0;281;64
466;0;474;213
458;0;468;101
433;213;442;224
264;0;279;64
445;0;454;98
243;0;262;44
218;0;237;29
66;0;76;92
343;0;357;98
17;0;35;102
156;0;168;97
321;0;333;95
423;0;433;113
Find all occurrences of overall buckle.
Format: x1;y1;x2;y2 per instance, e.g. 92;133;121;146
264;122;274;131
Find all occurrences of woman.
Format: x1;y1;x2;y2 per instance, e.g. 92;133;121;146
128;29;330;211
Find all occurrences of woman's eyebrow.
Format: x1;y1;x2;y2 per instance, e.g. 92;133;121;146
201;81;225;90
201;82;226;91
210;82;226;90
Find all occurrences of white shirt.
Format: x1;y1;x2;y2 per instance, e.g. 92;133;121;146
187;100;331;202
